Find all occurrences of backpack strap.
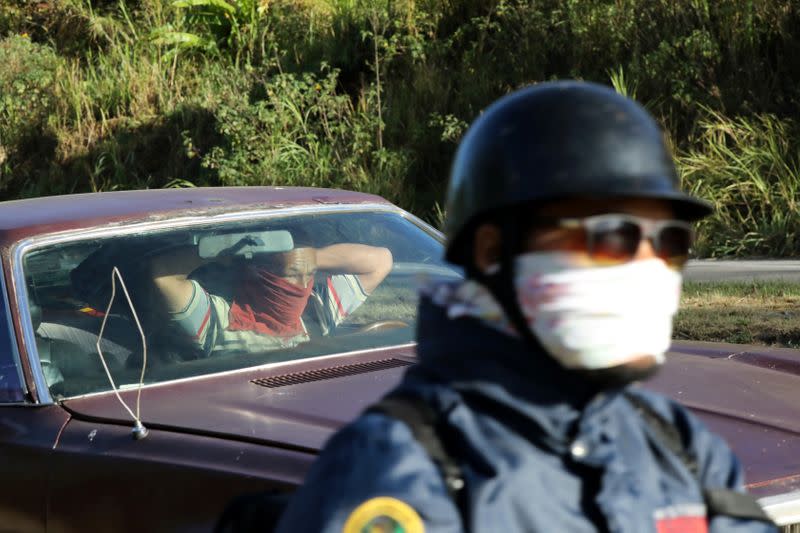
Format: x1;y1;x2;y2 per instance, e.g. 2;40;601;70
625;391;774;524
367;393;474;532
367;392;773;527
367;394;466;499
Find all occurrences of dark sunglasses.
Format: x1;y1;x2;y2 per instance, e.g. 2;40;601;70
546;214;694;269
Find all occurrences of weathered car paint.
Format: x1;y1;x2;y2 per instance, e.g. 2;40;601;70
0;187;390;244
0;405;70;532
60;338;800;500
649;341;800;496
2;188;800;530
61;347;415;452
49;418;313;533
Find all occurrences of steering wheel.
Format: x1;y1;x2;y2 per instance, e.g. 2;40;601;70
354;320;409;334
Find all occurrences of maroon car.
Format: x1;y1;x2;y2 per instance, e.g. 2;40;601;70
0;187;798;532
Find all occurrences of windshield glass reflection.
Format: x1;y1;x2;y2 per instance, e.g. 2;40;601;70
23;211;462;399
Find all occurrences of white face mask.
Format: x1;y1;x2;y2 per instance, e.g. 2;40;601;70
513;252;682;370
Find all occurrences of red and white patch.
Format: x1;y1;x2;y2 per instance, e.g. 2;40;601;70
654;504;708;533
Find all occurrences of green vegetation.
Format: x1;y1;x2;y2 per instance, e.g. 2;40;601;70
676;281;800;347
681;112;800;257
1;0;799;257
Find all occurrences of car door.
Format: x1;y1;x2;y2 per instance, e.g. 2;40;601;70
47;418;306;533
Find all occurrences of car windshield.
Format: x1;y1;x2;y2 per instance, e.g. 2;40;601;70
22;210;462;399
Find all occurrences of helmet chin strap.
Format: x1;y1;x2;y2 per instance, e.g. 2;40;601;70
473;215;544;353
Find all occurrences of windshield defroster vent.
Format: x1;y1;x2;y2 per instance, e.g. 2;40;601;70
251;358;413;389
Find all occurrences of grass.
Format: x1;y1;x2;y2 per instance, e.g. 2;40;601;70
678;110;800;258
2;0;800;254
675;281;800;348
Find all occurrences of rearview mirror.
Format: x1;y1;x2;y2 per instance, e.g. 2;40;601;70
198;230;294;259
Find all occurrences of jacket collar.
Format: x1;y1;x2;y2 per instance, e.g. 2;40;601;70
410;295;622;450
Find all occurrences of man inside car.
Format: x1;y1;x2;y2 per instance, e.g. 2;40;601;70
149;234;393;357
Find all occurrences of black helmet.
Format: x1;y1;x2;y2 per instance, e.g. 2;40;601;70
444;81;712;265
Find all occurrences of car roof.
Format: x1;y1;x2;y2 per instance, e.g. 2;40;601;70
0;187;391;244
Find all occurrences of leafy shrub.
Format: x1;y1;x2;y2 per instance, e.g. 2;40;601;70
201;68;412;203
3;0;800;257
151;0;285;64
0;36;59;143
0;35;60;190
1;0;124;56
0;0;31;36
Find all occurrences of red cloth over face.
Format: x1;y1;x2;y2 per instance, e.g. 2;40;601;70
227;266;314;337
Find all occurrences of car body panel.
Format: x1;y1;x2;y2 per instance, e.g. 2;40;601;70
0;254;26;402
648;341;800;498
60;347;415;452
0;405;69;532
49;418;313;533
2;188;800;529
60;338;800;499
0;187;389;245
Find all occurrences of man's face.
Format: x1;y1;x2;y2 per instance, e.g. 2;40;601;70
473;196;682;381
528;197;677;378
259;248;318;288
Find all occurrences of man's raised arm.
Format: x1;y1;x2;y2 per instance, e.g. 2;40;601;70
314;244;393;294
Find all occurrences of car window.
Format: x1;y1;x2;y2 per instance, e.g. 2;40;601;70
22;210;462;399
0;261;25;402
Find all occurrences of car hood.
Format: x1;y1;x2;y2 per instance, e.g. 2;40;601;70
61;347;416;453
62;341;800;497
646;341;800;497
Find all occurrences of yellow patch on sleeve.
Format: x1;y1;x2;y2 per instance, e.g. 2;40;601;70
342;496;425;533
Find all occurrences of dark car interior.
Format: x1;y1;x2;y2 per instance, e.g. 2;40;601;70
21;211;461;399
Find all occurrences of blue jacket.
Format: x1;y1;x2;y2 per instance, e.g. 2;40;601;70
276;297;776;532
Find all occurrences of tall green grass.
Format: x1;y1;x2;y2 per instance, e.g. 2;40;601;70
0;0;799;257
679;110;800;257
